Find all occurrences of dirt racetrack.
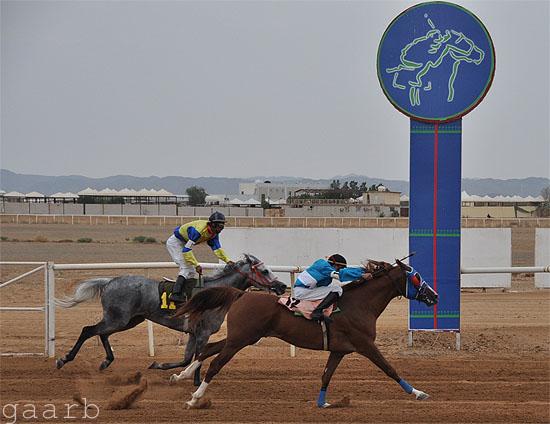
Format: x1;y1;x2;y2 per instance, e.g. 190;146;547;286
1;223;549;423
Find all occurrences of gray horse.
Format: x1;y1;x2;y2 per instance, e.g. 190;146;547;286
55;254;286;384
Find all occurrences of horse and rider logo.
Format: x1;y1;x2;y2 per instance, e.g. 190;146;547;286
377;1;495;122
385;14;485;107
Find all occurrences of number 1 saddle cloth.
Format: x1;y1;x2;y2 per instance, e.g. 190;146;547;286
157;278;177;312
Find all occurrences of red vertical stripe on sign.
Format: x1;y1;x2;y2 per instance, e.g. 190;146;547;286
433;123;439;328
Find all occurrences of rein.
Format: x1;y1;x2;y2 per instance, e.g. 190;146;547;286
368;264;406;297
235;261;274;289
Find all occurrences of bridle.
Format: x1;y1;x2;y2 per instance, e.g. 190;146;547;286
235;259;277;290
370;264;406;297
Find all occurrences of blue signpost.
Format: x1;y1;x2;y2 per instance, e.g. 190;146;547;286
377;2;495;348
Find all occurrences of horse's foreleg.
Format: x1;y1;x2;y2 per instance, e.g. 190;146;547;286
150;333;196;371
186;343;244;409
317;352;345;408
359;342;429;400
197;340;226;362
169;339;227;384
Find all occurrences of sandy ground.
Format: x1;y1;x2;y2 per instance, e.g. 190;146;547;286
1;223;549;423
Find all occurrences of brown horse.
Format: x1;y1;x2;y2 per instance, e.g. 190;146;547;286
172;259;438;408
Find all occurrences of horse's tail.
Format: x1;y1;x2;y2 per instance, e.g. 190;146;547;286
55;278;112;308
174;287;244;324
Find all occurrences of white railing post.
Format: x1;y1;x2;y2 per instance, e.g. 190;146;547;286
289;271;296;358
145;269;155;357
46;261;56;357
147;320;155;357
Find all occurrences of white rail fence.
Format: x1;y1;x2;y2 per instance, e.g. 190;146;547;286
1;261;549;358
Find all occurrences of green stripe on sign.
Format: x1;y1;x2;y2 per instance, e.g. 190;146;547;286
410;130;462;134
411;313;460;318
409;228;460;237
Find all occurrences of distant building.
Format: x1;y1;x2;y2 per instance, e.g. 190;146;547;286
238;181;323;203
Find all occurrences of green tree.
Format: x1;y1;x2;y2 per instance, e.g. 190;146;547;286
186;186;207;206
537;186;550;217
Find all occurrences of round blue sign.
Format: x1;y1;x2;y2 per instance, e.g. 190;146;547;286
377;1;495;123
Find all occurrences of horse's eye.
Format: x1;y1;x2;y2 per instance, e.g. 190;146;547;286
262;269;269;275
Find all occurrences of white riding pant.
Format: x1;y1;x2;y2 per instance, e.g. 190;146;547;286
166;234;198;279
293;281;343;301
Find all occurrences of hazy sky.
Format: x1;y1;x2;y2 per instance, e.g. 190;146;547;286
1;0;549;180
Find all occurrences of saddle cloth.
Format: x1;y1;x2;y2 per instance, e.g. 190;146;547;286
157;278;177;312
278;296;334;320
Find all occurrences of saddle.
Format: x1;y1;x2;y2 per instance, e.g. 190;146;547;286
278;296;337;320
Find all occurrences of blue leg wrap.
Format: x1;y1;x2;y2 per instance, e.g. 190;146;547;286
317;388;327;407
399;379;413;394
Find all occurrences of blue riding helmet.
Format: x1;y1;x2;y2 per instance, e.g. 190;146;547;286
209;211;226;224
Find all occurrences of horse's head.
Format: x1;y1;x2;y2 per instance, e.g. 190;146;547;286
396;259;438;307
232;254;287;295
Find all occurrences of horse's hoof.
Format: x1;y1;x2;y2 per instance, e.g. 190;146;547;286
169;374;179;384
416;391;430;400
317;402;331;408
56;359;65;369
99;360;112;371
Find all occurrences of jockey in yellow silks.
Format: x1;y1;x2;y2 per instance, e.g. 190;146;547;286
166;211;233;302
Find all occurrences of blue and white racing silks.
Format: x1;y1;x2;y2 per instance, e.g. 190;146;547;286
338;266;365;282
295;259;367;289
295;259;337;289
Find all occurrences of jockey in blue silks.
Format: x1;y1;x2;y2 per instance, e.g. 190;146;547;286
294;254;372;322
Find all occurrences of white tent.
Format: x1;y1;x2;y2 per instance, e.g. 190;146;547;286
78;188;98;195
98;188;117;196
25;191;45;198
4;191;25;198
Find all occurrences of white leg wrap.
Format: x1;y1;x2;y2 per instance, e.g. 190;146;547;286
187;381;209;407
193;381;209;399
170;360;202;382
412;388;430;400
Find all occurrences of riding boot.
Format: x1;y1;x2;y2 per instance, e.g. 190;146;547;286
310;292;339;323
169;275;187;303
183;278;197;301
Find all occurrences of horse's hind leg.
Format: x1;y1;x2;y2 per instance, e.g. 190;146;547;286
317;352;346;408
99;334;114;370
56;324;99;369
56;313;143;370
97;315;145;370
359;341;429;400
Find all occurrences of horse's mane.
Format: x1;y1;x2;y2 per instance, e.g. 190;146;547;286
202;254;254;282
342;260;395;293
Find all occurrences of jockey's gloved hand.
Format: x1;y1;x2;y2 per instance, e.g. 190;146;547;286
195;265;203;275
226;260;235;267
362;272;373;281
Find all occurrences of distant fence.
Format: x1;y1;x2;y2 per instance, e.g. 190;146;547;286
1;213;549;229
